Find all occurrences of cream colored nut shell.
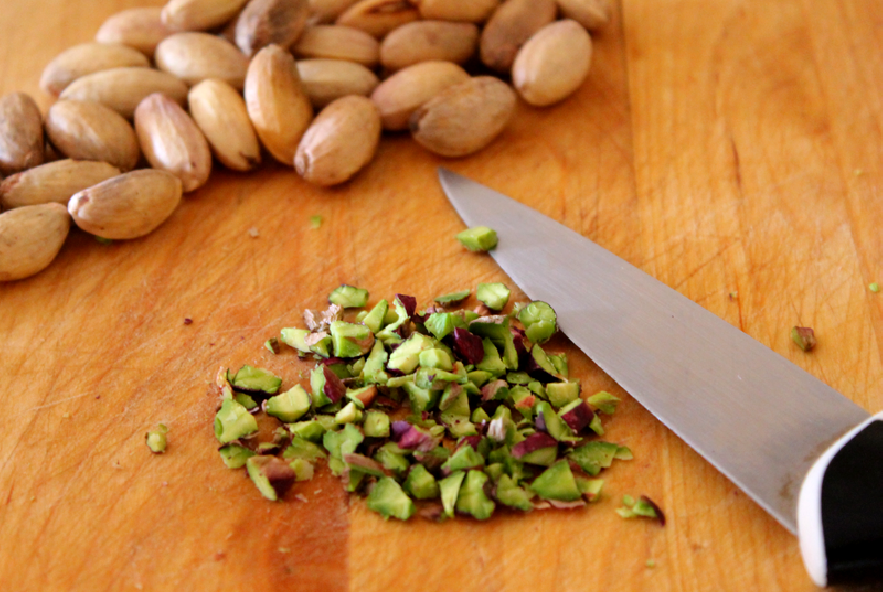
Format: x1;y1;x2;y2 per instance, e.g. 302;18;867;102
308;0;359;23
95;8;172;57
410;75;516;158
296;59;379;108
0;204;70;281
295;95;380;185
155;32;250;89
68;170;183;239
244;44;314;164
45;99;141;172
0;160;121;209
480;0;556;72
556;0;611;31
370;61;469;130
294;25;379;67
413;0;498;23
134;93;212;193
336;0;419;38
380;20;478;70
189;79;262;171
40;43;150;97
512;20;592;107
60;67;189;119
234;0;311;57
0;92;44;175
161;0;250;32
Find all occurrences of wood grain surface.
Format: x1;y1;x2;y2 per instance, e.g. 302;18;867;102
2;1;882;591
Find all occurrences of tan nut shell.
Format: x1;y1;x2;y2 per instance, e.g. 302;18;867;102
336;0;419;38
59;67;189;119
40;43;150;97
45;99;141;172
296;59;379;108
244;44;314;164
68;170;183;240
512;20;592;107
0;160;121;209
370;61;469;131
0;92;44;175
294;25;380;67
413;0;498;23
234;0;311;57
134;94;211;192
295;95;380;185
380;20;478;70
309;0;359;23
410;76;516;158
95;8;173;57
161;0;250;32
480;0;557;72
556;0;611;31
0;204;70;281
189;79;262;171
155;32;250;89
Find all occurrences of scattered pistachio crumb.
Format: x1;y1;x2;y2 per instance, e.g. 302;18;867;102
456;226;498;251
95;236;113;245
278;547;291;554
265;337;280;354
61;411;71;419
184;318;193;325
248;227;260;238
645;559;656;568
869;282;880;293
728;291;738;300
30;495;36;502
791;326;816;352
145;423;168;454
310;215;323;229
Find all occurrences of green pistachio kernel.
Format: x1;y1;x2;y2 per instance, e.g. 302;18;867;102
517;301;558;344
476;282;510;311
328;285;369;308
433;290;471;305
456;226;498;251
265;385;311;422
230;365;282;394
214;398;259;443
145;423;168;454
367;477;416;520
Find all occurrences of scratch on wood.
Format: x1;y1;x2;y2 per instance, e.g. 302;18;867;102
730;135;742;193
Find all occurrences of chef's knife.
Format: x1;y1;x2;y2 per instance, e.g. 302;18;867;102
438;168;883;588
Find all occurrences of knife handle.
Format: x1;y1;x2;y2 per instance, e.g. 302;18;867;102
798;411;883;588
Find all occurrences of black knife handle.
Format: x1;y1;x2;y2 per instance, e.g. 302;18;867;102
798;412;883;587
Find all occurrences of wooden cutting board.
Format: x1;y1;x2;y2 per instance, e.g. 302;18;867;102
2;1;882;590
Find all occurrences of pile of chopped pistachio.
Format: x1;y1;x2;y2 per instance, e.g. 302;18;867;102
211;284;634;521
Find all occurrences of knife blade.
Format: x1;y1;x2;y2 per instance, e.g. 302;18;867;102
438;168;883;587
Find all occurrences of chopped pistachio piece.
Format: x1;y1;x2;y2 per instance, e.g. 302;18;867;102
530;459;581;502
282;437;327;462
434;290;471;305
247;456;296;501
328;285;369;308
266;385;311;422
517;301;558;344
288;419;327;442
495;474;533;511
616;495;664;524
367;477;416;520
791;325;816;352
335;401;364;424
219;443;254;468
404;464;440;499
567;441;622;475
363;410;390;438
330;321;375;357
476;282;510;311
145;423;168;454
456;226;498;251
870;282;881;293
214;399;259;443
362;299;389;334
310;215;323;228
587;391;621;415
230;365;283;394
455;470;495;519
439;471;466;518
289;458;314;482
546;381;580;408
425;312;455;341
264;337;280;354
